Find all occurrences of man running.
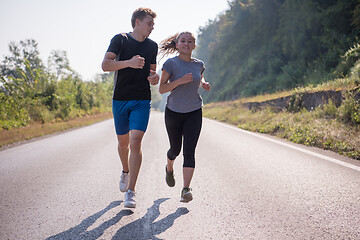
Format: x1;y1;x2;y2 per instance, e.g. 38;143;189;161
102;7;159;208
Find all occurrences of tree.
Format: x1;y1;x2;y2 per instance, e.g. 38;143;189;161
194;0;360;102
47;50;77;80
0;39;44;81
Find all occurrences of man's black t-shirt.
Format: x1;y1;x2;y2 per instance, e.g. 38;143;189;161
107;33;158;101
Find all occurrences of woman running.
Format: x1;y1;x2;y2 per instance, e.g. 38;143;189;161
158;32;211;202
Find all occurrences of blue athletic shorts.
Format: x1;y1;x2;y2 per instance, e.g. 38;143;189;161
112;100;151;135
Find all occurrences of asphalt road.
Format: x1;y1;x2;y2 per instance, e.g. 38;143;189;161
1;111;360;240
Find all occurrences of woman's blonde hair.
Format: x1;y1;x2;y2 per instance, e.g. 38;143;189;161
158;32;195;59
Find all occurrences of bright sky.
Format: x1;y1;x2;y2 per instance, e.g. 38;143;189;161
0;0;230;81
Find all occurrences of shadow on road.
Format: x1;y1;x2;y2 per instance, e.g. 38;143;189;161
46;200;131;240
112;198;189;240
46;198;189;240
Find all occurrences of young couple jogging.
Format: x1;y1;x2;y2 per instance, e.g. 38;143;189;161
102;7;210;208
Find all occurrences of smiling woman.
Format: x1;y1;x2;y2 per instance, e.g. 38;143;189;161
158;31;211;203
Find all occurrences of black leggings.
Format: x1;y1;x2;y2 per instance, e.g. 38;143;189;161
165;107;202;168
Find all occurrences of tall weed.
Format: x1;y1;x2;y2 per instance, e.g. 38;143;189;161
338;90;360;125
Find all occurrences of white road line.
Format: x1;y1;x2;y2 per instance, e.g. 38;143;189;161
208;118;360;172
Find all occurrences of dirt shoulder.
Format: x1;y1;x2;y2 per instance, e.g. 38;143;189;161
0;112;112;151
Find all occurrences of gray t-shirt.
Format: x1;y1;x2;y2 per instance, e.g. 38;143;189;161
162;56;205;113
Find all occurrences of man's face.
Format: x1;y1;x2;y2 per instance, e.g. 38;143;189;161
136;15;155;37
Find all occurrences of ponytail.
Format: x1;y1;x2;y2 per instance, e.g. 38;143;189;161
158;33;180;60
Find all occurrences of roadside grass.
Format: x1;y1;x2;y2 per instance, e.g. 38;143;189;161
203;78;360;160
0;112;112;149
241;77;358;103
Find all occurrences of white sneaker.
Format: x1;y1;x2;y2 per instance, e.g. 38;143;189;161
119;171;129;192
124;190;136;208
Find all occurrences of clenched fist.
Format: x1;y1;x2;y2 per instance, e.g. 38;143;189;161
201;81;211;91
148;70;159;85
179;73;193;85
129;55;145;69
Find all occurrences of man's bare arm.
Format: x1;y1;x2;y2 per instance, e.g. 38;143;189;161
101;52;145;72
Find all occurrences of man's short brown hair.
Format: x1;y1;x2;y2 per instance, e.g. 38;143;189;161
131;8;157;28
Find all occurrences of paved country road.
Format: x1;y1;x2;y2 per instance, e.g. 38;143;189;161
1;111;360;240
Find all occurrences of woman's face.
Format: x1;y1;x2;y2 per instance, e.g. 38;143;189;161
176;33;195;55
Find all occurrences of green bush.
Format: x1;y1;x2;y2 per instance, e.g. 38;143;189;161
28;100;54;123
0;91;30;129
315;99;338;119
338;90;360;125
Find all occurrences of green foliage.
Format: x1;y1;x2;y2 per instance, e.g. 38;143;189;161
0;86;30;129
0;39;44;81
288;94;303;112
203;90;360;160
315;99;338;119
0;39;113;129
338;89;360;125
340;42;360;81
196;0;360;103
28;100;54;123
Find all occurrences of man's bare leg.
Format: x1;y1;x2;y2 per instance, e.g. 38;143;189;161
117;133;130;172
127;130;145;191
